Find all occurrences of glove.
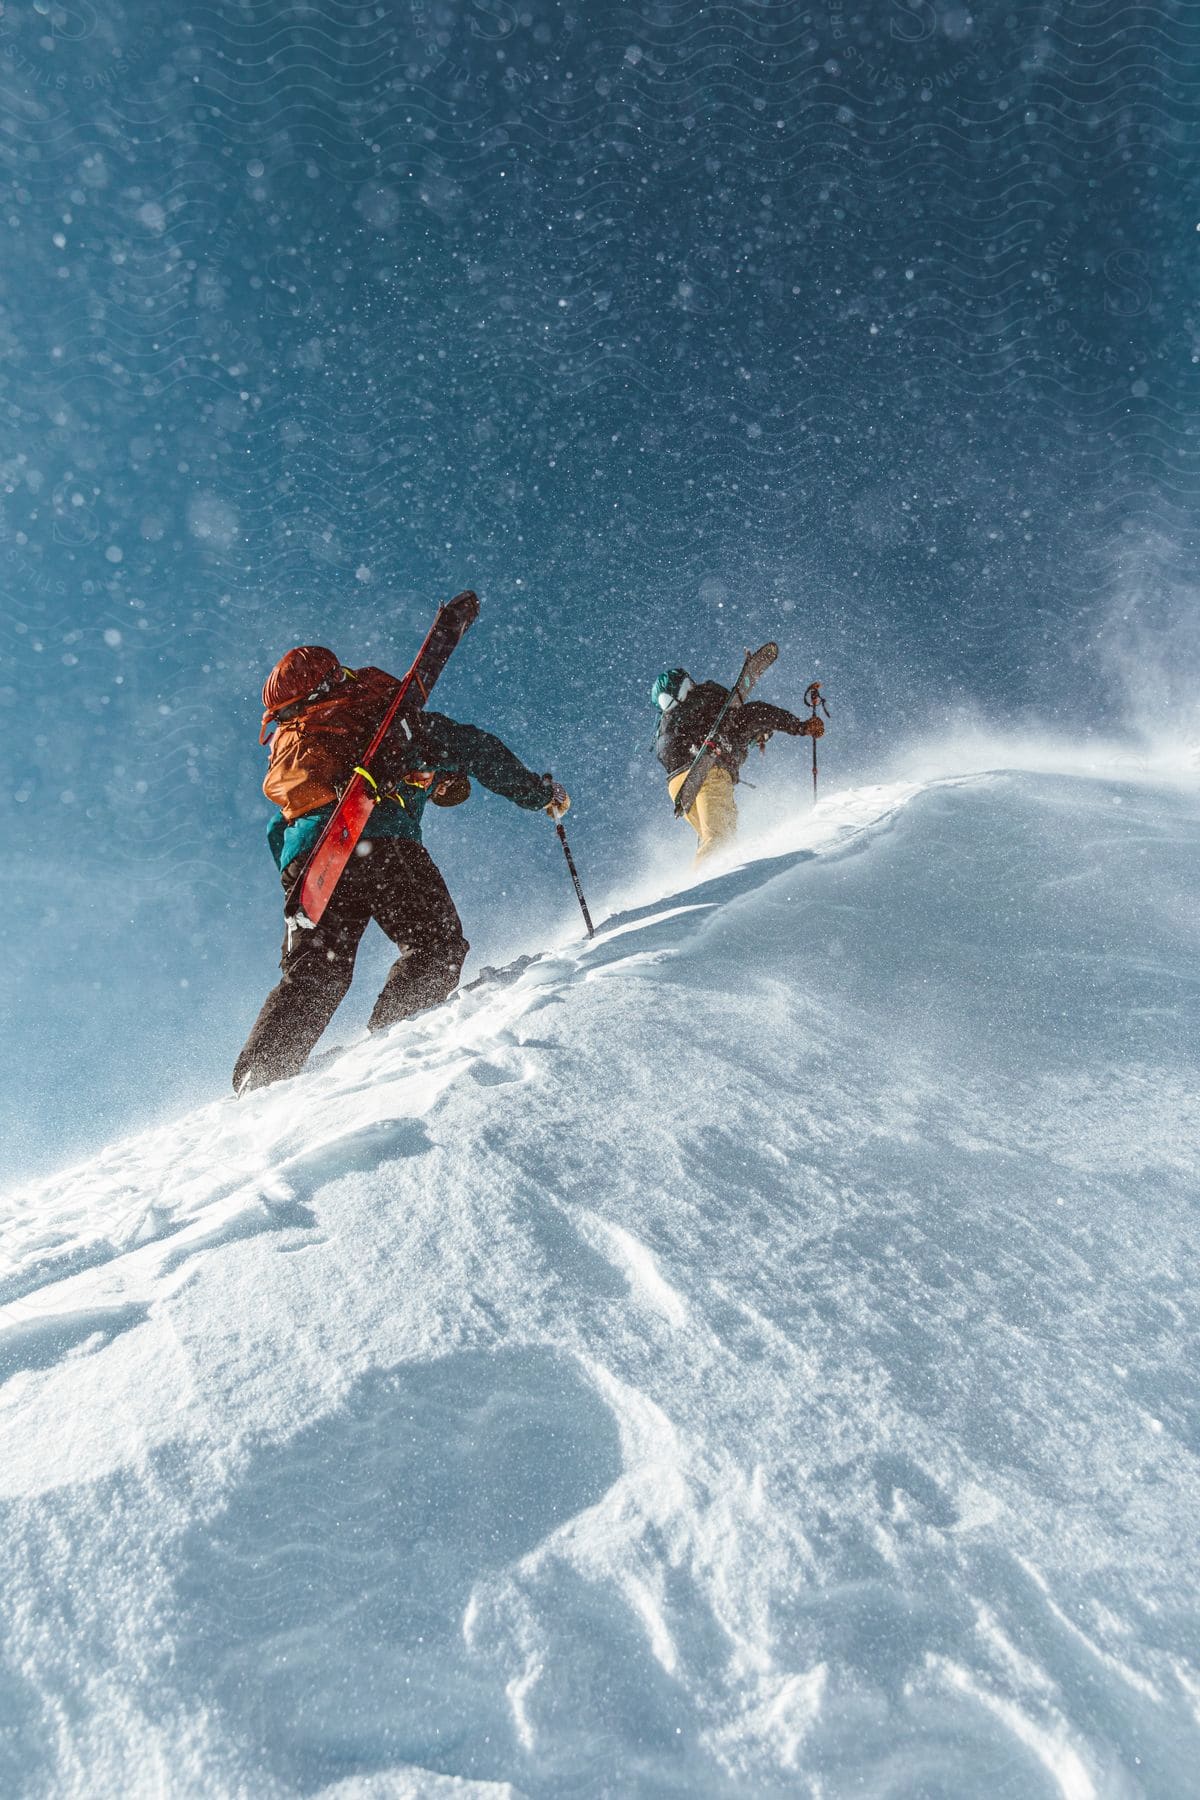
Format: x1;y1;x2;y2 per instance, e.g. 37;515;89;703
432;774;471;808
801;716;825;739
544;779;571;821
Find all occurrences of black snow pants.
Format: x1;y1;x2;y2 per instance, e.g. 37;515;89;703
233;837;469;1093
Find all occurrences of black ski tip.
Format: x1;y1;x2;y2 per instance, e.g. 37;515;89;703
448;589;480;624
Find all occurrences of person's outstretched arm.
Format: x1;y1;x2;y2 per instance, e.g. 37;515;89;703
737;700;823;744
414;711;561;809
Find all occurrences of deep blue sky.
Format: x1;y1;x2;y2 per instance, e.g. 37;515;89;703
1;1;1193;1175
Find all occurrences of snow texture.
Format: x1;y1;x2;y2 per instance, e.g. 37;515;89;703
1;766;1198;1797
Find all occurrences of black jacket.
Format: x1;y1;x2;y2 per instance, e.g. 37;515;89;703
386;709;553;810
654;682;805;778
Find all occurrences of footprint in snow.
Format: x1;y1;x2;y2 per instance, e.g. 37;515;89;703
467;1058;529;1088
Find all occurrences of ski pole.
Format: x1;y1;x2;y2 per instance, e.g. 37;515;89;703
803;681;830;804
555;820;595;938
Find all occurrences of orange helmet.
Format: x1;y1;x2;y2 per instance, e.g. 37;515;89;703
259;645;341;742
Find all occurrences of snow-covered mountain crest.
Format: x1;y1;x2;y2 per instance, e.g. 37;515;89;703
2;766;1198;1797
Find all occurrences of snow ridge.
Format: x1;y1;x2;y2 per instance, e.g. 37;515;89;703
2;768;1199;1798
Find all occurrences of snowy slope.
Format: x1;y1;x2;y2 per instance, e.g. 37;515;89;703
2;766;1199;1799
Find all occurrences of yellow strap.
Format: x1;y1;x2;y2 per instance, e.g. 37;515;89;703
355;764;415;810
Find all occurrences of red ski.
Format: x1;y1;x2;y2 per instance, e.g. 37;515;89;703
285;590;480;930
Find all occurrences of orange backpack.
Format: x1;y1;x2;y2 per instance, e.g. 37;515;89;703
263;666;399;822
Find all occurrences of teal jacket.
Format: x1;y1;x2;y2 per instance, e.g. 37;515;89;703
267;709;554;873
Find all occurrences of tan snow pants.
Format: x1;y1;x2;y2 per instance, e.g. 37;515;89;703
667;765;738;864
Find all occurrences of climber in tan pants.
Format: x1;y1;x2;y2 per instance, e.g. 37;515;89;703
651;667;823;864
